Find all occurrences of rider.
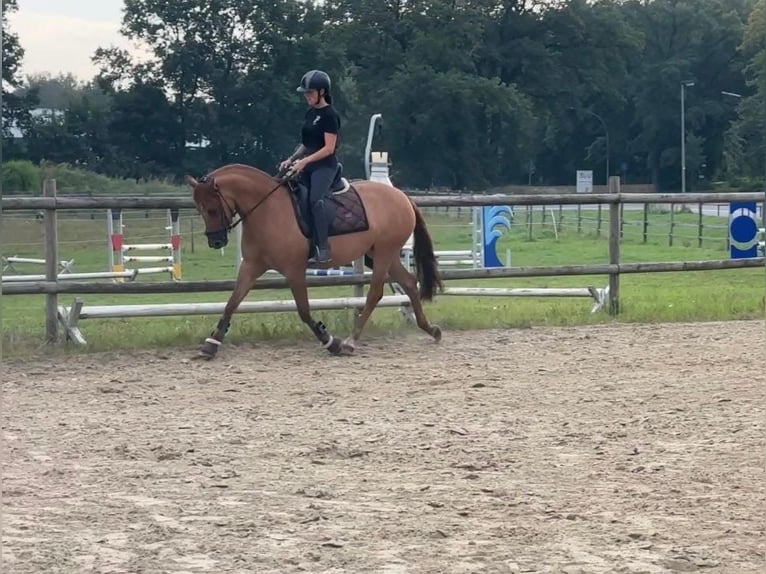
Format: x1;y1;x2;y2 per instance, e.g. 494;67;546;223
280;69;341;265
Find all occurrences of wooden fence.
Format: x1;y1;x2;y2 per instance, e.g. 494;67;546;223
2;177;763;344
424;202;744;248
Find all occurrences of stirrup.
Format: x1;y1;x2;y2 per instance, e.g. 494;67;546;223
308;248;331;265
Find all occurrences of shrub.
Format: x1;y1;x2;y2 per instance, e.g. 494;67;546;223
2;160;41;194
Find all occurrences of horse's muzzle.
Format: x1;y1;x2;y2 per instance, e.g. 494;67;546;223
206;228;229;249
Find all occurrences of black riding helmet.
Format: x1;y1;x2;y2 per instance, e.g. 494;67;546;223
296;70;331;98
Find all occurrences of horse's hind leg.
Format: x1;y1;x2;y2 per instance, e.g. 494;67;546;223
341;249;396;353
387;258;441;342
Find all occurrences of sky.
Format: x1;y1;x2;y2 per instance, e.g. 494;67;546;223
7;0;148;81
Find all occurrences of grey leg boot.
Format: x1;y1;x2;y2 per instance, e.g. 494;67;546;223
308;198;332;265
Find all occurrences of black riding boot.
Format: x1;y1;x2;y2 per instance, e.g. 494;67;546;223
308;198;331;265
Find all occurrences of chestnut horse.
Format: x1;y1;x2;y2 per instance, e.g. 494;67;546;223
185;163;443;358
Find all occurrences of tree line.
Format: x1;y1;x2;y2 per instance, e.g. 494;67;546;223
2;0;764;192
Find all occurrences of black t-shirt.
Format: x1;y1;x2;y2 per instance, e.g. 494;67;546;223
301;105;341;168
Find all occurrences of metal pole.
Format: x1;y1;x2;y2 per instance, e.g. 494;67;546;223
680;81;694;193
681;83;686;193
584;110;609;186
364;113;382;180
605;128;610;186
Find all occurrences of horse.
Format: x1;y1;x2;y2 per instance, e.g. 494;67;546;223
184;162;443;359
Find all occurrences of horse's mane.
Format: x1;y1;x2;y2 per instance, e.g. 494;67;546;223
207;162;278;183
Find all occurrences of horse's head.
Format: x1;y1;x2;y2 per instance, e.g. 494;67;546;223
185;174;234;249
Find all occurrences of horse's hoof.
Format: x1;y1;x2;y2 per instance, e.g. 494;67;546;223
197;338;221;359
340;337;356;355
326;336;344;356
430;325;442;343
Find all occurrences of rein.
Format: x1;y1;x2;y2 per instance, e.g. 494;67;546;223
203;169;294;234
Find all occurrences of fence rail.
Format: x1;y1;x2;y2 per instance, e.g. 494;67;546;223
2;191;764;211
4;259;761;297
2;178;764;345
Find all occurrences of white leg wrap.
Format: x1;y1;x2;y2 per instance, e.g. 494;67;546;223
322;337;333;348
205;338;222;347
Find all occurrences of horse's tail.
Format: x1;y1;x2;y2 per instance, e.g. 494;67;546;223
408;198;443;301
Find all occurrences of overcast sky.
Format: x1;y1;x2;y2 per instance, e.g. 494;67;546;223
8;0;147;81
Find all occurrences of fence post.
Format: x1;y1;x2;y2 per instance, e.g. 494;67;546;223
669;205;675;246
608;176;621;315
596;204;602;237
642;203;649;243
526;206;533;241
44;178;59;343
697;202;703;248
619;202;625;239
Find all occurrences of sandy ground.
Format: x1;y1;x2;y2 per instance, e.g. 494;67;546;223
2;319;765;574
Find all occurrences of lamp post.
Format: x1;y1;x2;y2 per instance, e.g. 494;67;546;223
681;80;695;193
583;110;609;186
721;90;744;185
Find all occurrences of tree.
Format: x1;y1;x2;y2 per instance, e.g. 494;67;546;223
2;0;37;157
94;0;324;176
6;0;760;191
16;73;84;109
723;0;765;184
623;0;754;190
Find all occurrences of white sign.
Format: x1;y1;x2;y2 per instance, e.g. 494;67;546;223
576;170;593;194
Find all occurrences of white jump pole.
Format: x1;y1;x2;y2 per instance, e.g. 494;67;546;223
108;208;181;281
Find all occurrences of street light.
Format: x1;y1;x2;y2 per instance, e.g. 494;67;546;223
583;110;610;186
681;80;695;193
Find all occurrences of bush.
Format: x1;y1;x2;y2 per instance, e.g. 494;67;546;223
38;161;187;195
2;160;188;196
722;176;766;193
2;160;41;194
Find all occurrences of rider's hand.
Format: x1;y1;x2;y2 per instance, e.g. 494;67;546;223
292;158;308;173
279;159;292;171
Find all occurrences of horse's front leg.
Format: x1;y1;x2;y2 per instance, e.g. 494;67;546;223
286;272;346;355
197;260;266;359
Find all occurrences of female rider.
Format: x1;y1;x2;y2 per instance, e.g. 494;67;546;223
280;69;341;265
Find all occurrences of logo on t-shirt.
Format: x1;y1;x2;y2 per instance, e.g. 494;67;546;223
312;115;321;125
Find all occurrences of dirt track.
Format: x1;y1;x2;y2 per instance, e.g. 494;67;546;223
2;320;765;573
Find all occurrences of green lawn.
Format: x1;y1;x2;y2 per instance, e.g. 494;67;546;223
2;205;763;356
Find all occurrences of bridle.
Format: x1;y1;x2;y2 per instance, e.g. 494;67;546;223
199;170;293;239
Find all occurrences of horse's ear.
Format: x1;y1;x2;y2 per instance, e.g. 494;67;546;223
184;175;198;188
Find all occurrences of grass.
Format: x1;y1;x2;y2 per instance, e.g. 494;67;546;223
2;204;764;357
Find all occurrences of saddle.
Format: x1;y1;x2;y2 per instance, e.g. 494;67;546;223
284;163;370;244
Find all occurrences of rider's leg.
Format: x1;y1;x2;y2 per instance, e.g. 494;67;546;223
307;165;335;264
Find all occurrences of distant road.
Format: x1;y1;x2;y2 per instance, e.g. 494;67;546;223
516;202;763;220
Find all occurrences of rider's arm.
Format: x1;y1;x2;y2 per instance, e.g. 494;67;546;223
289;144;308;161
301;132;338;165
